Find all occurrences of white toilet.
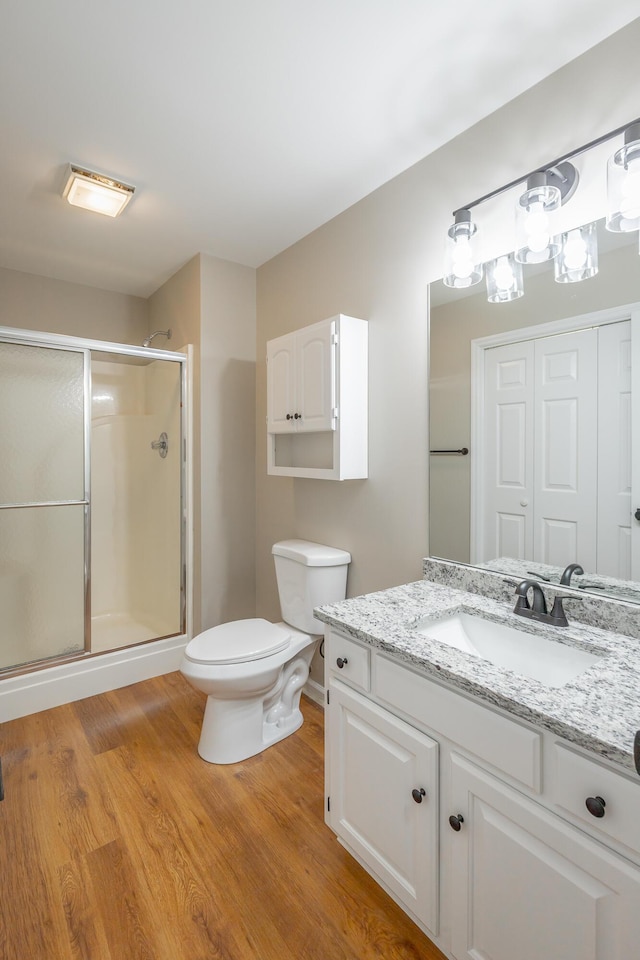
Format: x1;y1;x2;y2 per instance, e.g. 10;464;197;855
180;539;351;764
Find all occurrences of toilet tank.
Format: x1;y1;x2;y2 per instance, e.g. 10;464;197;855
272;539;351;634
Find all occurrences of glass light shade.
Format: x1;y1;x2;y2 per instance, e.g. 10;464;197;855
443;210;483;288
515;172;561;264
486;253;524;303
554;223;598;283
62;165;135;217
606;124;640;233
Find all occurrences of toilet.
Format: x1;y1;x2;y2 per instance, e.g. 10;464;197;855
180;539;351;764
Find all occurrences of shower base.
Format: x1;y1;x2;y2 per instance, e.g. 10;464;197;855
91;612;173;653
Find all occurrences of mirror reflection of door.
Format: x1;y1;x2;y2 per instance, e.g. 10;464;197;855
473;317;637;580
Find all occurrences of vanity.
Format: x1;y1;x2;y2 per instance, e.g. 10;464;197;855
317;568;640;960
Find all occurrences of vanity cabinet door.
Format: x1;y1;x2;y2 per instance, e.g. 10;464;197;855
328;680;439;934
448;754;640;960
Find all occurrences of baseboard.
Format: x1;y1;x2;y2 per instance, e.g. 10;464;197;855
303;676;325;708
0;636;188;722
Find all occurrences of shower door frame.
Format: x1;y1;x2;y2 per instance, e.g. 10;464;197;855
0;325;191;676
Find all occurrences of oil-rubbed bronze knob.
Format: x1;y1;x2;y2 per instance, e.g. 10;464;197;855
286;413;292;420
449;814;464;831
294;412;301;419
336;657;348;669
585;796;606;818
412;788;426;803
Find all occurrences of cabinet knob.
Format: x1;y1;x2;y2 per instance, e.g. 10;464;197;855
294;412;301;419
449;814;464;832
286;414;292;420
336;657;348;669
585;795;606;818
412;788;426;804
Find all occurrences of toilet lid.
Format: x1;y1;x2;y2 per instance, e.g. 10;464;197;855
184;619;291;665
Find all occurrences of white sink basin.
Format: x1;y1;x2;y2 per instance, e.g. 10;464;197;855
414;611;602;688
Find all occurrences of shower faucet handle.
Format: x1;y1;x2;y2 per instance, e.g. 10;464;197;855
151;432;169;458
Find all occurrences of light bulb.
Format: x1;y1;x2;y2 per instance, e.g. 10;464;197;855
515;173;560;263
443;209;483;288
451;237;474;279
562;231;588;271
494;257;516;290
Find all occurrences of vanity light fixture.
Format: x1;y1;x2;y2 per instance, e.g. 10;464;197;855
554;222;598;283
62;165;135;217
485;253;524;303
606;122;640;233
443;118;639;304
442;209;483;289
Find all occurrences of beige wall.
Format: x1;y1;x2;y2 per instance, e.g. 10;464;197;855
200;254;256;627
255;20;640;643
0;266;148;343
149;254;257;634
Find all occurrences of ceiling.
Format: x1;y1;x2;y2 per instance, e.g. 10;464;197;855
1;2;638;298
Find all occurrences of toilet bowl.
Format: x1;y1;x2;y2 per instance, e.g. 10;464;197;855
180;540;351;764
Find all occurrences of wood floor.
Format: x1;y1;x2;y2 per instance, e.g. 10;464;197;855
0;674;445;960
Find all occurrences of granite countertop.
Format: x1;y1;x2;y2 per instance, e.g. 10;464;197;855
316;579;640;776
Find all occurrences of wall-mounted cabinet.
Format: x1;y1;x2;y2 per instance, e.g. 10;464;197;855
266;314;367;480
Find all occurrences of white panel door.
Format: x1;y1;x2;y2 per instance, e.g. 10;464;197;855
449;755;640;960
482;341;534;563
296;319;335;432
266;332;296;433
597;321;632;579
534;329;598;568
328;681;439;934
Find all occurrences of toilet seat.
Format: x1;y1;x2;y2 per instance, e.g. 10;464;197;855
184;619;291;665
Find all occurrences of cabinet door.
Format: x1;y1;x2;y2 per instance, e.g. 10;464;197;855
296;319;335;432
449;754;640;960
328;681;439;933
266;333;296;433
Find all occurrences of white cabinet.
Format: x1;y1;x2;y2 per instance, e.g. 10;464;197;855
328;681;439;934
449;754;640;960
267;319;335;434
266;314;367;480
324;626;640;960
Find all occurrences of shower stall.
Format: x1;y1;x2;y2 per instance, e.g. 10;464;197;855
0;326;188;684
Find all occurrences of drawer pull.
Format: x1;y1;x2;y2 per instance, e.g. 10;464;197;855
449;814;464;832
585;795;606;818
336;657;348;669
411;788;426;804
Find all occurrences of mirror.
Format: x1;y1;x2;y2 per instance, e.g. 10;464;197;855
429;218;640;603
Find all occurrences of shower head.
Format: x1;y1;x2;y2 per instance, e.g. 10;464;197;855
143;328;172;348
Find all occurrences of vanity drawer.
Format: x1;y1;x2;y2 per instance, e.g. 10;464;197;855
374;654;541;791
552;743;640;854
327;631;370;692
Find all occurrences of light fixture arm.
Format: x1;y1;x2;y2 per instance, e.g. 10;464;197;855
452;117;640;218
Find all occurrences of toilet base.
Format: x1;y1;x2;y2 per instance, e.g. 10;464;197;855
196;652;312;764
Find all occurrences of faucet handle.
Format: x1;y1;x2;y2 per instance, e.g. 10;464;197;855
548;595;569;627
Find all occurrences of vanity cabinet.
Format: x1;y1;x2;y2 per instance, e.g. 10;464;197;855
266;315;367;480
449;754;640;960
324;627;640;960
328;682;439;933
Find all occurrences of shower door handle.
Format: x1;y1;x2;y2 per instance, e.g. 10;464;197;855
151;432;168;458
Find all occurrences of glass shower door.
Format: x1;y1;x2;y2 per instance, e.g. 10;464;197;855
0;340;87;671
